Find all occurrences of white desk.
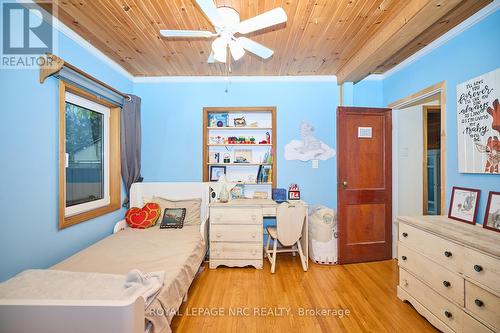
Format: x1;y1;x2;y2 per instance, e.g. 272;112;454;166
209;199;308;270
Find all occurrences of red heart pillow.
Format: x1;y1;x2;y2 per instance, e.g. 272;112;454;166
125;203;161;229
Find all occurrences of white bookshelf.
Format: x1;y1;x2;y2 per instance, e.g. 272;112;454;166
203;107;277;197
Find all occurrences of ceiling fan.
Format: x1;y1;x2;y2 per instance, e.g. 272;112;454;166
160;0;287;64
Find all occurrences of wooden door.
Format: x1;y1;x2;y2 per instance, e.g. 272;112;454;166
337;107;392;264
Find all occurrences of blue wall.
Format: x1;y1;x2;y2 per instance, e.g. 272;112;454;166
353;79;384;108
383;10;500;224
134;80;339;208
0;30;132;281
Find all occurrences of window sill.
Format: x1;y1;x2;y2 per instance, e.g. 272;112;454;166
59;202;121;230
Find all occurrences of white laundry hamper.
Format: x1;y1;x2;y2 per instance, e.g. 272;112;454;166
308;205;338;265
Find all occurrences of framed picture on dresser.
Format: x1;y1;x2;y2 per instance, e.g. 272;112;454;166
483;191;500;233
448;186;480;224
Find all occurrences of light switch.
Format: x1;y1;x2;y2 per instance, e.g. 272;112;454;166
312;159;319;168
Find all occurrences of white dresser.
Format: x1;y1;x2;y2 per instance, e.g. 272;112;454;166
208;199;309;270
209;202;265;269
397;216;500;333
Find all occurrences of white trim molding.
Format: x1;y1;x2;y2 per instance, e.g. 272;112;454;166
363;74;384;81
132;75;337;84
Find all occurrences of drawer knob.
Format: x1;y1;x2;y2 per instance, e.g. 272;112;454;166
251;233;256;238
216;233;222;238
401;256;407;261
444;311;452;318
216;215;221;220
402;232;408;238
402;279;408;287
474;299;484;307
444;251;452;258
251;249;257;255
442;281;451;288
251;215;257;220
474;264;483;272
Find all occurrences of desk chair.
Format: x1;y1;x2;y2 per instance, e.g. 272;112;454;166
265;202;307;273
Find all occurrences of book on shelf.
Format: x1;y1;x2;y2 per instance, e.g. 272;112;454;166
261;149;273;164
256;165;272;184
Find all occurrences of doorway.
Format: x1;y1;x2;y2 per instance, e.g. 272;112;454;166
388;82;447;257
423;106;442;215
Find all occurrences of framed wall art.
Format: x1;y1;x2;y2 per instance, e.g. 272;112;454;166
448;187;481;224
456;68;500;174
483;191;500;233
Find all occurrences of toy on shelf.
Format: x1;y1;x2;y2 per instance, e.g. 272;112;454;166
209;136;224;144
208;113;228;127
266;132;271;144
234;116;246;127
288;184;300;200
223;153;231;164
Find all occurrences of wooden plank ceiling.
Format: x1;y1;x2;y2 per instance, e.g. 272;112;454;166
39;0;492;81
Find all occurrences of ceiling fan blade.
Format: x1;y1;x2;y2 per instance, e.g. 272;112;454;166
237;37;273;59
229;40;245;61
207;51;215;64
195;0;223;27
237;7;287;34
160;30;215;38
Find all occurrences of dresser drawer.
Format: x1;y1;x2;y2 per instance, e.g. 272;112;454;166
465;281;500;330
463;312;495;333
211;225;262;242
463;248;500;294
210;208;263;225
398;243;464;305
210;242;262;260
399;223;464;273
400;269;463;332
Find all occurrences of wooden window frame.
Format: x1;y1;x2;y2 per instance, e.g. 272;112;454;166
58;81;121;229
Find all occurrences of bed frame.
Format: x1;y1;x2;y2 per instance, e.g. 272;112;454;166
0;182;210;333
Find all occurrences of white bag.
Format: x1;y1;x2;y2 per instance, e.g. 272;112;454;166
308;205;338;265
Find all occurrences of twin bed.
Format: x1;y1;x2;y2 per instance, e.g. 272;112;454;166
0;182;210;333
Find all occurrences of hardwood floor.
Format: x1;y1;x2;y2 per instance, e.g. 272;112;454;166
171;257;438;333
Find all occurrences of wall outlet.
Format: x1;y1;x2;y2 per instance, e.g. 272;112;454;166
312;159;319;168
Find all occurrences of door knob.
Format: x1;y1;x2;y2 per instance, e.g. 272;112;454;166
342;181;348;188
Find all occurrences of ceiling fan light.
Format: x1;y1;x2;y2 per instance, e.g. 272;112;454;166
229;41;245;61
212;37;227;63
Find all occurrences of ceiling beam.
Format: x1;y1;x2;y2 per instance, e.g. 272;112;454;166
336;0;464;83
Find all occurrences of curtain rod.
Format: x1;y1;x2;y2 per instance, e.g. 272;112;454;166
40;53;131;102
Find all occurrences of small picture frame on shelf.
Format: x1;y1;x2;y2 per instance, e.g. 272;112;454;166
448;186;480;224
230;184;245;199
234;149;252;163
209;166;226;181
483;191;500;233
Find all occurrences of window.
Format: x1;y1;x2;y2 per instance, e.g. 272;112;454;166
59;82;121;229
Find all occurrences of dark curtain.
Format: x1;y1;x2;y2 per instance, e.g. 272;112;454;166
121;95;143;207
